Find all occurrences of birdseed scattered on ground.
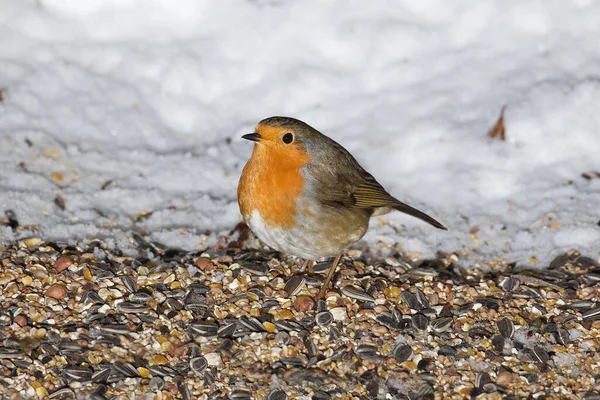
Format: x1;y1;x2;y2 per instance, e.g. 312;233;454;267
0;235;599;399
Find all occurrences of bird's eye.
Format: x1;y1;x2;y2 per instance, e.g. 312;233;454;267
282;133;294;144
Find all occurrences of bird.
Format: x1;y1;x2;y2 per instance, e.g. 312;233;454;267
237;116;447;300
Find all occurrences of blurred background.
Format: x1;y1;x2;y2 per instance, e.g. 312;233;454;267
1;0;599;264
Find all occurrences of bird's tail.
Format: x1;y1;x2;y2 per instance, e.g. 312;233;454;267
391;200;447;230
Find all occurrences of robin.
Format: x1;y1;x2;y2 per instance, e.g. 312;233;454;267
238;116;447;299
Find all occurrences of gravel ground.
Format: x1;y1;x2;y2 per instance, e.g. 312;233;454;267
0;228;599;400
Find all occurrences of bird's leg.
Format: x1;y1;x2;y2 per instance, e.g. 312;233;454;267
298;259;314;273
316;254;342;300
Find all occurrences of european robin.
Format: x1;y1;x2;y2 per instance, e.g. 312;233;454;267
238;116;447;299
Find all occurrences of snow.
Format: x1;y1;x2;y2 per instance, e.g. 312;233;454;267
1;0;599;266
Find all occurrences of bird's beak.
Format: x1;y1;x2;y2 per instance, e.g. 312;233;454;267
242;133;261;142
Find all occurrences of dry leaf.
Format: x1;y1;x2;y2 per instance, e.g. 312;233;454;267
488;105;507;141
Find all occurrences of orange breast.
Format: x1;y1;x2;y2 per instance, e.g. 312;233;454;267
238;143;311;229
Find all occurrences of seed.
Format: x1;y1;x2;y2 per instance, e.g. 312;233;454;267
392;344;413;363
355;344;379;360
415;288;430;309
217;321;237;338
81;290;104;304
497;318;514;339
554;328;570;345
241;263;268;276
238;317;264;332
475;372;491;388
548;254;570;269
130;292;153;303
48;388;75;399
491;335;505;353
116;302;152;314
411;313;428;331
97;324;131;335
316;311;333;328
430;317;453;333
266;389;287;400
91;367;112;383
401;291;420;310
53;256;73;273
500;276;520;292
284;275;305;297
149;377;164;391
533;345;550;364
178;382;192;400
63;366;93;382
582;306;600;322
0;348;25;359
46;284;67;299
377;315;398;330
437;345;457;360
189;322;218;337
476;298;500;311
341;285;374;302
121;276;137;293
294;295;315;312
190;356;208;374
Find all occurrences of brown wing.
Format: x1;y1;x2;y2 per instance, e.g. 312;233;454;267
306;139;447;230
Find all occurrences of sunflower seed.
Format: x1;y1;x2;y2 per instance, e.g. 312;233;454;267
356;344;379;360
116;302;152;314
316;311;333;327
411;313;428;330
241;263;268;276
430;317;453;333
178;382;192;400
392;344;413;363
564;300;594;310
582;306;600;321
401;291;421;310
63;366;93;382
48;388;75;399
121;275;137;293
190;356;208;374
96;324;131;335
114;362;139;377
189;322;218;337
500;276;520;292
341;285;374;302
548;254;570;269
284;275;305;297
266;389;288;400
554;328;570;345
523;373;538;384
274;320;303;332
476;298;500;311
532;345;549;364
91;367;112;383
497;318;514;339
81;290;104;304
279;357;305;366
415;288;430;308
377;314;398;330
217;321;237;338
437;345;458;360
238;316;264;332
149;377;164;391
230;390;252;400
0;348;24;359
475;372;491;388
129;292;153;303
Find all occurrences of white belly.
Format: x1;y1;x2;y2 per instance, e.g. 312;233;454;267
246;209;366;260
